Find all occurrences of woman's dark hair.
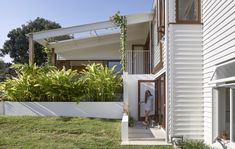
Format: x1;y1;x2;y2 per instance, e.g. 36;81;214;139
145;90;152;103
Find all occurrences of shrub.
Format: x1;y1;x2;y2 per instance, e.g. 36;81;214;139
79;63;122;101
0;64;81;101
180;140;210;149
39;68;81;101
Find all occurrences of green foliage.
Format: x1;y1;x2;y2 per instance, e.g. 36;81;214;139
0;64;81;101
110;11;127;71
0;63;122;102
40;68;81;101
79;63;122;101
180;140;210;149
129;116;135;127
43;42;52;65
1;17;71;65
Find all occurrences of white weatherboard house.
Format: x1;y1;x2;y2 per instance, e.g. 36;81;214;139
26;0;235;148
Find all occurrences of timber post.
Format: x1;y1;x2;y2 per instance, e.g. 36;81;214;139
28;33;34;65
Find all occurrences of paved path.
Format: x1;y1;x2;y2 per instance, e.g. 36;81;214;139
122;121;171;145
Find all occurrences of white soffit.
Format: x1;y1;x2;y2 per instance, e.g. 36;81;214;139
50;22;149;52
210;59;235;85
30;12;153;42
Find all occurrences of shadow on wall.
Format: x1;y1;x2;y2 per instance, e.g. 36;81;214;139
3;102;123;119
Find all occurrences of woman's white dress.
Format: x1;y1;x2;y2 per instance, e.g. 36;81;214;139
144;95;154;112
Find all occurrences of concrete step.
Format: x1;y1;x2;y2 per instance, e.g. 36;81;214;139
121;140;171;145
129;137;165;141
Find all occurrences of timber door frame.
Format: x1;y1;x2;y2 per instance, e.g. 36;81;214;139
155;73;166;128
138;80;157;121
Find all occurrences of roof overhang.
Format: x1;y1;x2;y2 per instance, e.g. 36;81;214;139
51;22;150;53
27;12;153;47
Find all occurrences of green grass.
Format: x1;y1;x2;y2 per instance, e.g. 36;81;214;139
0;116;172;149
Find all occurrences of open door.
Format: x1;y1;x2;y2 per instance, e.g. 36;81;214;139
138;73;166;128
157;73;166;129
138;80;157;121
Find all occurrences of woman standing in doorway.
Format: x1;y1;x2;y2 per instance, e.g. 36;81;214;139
142;90;154;126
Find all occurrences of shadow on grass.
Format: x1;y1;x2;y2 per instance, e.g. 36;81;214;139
84;117;119;122
56;116;73;122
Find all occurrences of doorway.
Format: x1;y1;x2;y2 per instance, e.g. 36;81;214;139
138;80;156;121
138;73;166;129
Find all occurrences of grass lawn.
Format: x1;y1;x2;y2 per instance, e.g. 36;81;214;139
0;116;172;149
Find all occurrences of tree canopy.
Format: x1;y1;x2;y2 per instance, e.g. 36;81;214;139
1;17;70;65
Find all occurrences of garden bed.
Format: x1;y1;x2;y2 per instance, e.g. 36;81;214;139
0;101;123;119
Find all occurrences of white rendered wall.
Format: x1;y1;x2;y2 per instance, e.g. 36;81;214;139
121;114;129;143
169;24;204;139
202;0;235;144
3;102;123;119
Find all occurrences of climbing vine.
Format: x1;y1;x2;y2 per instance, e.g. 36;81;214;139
44;41;52;65
110;11;127;71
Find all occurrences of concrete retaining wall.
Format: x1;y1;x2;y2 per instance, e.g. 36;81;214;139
0;101;4;115
2;102;123;119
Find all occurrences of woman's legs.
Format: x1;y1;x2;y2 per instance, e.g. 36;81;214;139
144;110;150;124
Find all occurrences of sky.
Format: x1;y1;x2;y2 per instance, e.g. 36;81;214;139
0;0;153;63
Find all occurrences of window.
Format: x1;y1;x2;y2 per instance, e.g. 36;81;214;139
176;0;201;23
57;60;122;73
159;0;165;34
157;0;165;42
107;61;122;74
151;0;164;74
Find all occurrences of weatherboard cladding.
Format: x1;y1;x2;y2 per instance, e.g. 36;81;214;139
202;0;235;144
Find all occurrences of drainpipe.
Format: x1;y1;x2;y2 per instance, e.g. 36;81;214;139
149;21;152;72
165;0;170;143
230;88;234;142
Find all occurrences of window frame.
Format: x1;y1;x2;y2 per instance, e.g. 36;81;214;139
107;60;122;74
152;0;164;74
157;0;165;43
176;0;201;24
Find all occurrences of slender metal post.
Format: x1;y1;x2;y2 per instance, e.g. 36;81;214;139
230;88;234;142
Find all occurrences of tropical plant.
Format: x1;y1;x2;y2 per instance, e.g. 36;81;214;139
39;68;81;101
79;63;122;101
0;64;81;101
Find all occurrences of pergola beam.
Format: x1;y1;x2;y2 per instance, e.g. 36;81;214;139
32;21;116;40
